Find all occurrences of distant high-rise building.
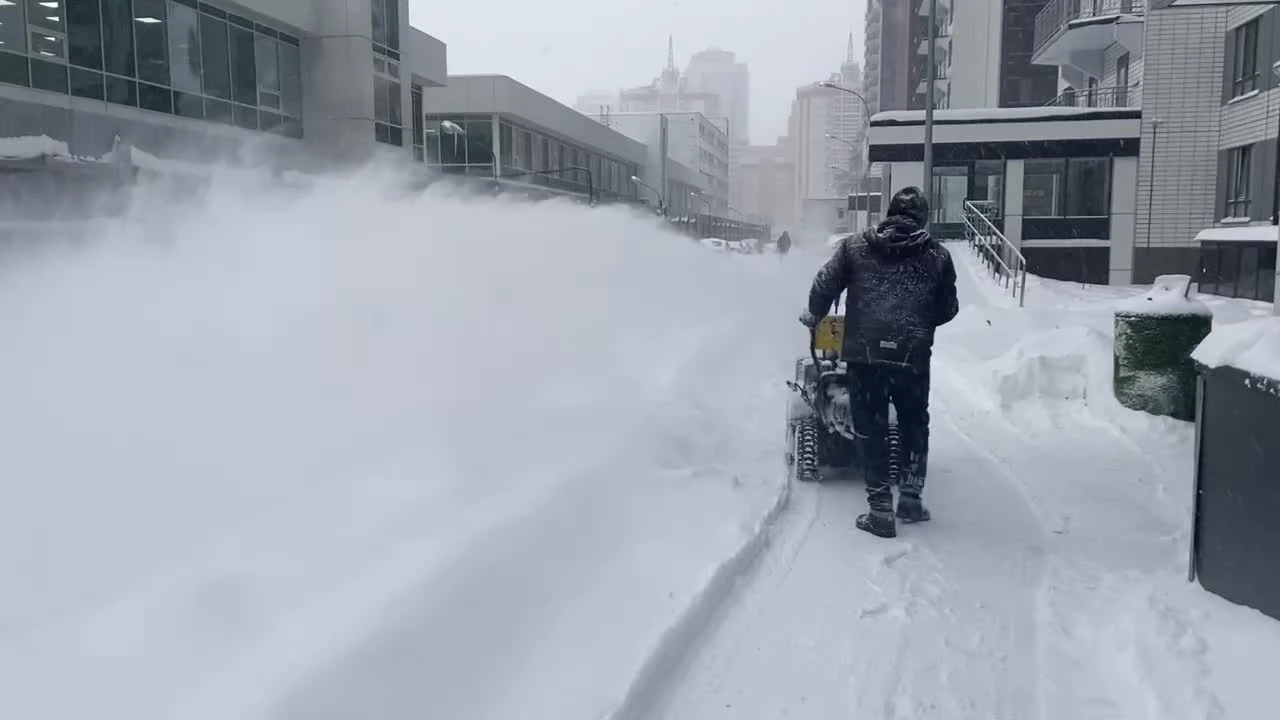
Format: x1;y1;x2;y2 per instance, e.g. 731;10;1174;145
617;37;724;122
735;143;793;227
682;49;750;147
866;0;1057;111
828;34;866;193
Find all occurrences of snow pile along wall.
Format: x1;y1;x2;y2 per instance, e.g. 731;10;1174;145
1113;275;1212;421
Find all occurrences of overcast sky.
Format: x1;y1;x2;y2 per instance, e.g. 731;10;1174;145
409;0;867;145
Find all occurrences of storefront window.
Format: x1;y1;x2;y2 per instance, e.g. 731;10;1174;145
931;165;968;224
464;115;493;168
1024;158;1111;217
1023;159;1065;217
1261;245;1276;302
1199;244;1220;295
1238;244;1260;299
973;160;1004;208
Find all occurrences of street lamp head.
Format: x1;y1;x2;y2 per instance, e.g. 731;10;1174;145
441;120;464;134
630;175;642;183
817;81;836;89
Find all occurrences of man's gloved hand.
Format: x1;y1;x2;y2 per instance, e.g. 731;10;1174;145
798;309;819;328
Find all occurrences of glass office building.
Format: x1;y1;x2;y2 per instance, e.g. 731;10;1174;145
0;0;302;138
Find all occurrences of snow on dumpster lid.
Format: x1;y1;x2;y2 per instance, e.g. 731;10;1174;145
1192;315;1280;380
1115;274;1212;316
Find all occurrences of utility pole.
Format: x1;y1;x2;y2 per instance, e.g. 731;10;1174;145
922;0;938;224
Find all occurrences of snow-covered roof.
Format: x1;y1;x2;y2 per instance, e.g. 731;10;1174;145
870;106;1139;125
1194;225;1279;243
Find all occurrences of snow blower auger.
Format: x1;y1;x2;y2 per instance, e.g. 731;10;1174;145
784;309;901;484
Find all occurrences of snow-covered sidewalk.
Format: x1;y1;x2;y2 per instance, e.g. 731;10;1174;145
657;243;1280;719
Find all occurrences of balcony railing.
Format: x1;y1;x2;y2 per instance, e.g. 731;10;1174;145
1043;83;1139;109
1034;0;1143;57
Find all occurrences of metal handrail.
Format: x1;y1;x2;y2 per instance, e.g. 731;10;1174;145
961;200;1027;306
1043;82;1140;109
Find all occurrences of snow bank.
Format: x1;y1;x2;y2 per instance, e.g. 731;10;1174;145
0;166;808;720
1116;275;1211;316
983;324;1112;408
1192;315;1280;379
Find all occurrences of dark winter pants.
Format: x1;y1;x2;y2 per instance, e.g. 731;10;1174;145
847;363;931;513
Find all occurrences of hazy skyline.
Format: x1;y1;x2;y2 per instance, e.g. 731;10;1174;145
409;0;867;145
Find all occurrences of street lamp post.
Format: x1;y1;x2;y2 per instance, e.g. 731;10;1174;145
630;175;665;215
818;81;875;217
923;0;938;219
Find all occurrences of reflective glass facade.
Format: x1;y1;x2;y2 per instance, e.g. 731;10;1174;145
0;0;302;138
421;113;640;201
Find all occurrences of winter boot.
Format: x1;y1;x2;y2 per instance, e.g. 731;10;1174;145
856;509;897;538
896;494;931;524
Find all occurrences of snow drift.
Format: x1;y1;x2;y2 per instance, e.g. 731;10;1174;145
0;166;814;720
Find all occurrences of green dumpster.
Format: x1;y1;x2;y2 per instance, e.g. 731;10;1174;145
1114;274;1213;421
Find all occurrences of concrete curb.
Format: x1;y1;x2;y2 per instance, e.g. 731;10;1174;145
605;471;793;720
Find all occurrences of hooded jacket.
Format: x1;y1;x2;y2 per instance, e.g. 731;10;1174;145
806;214;959;371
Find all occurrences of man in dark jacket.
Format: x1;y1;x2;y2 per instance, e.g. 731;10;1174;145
799;186;959;539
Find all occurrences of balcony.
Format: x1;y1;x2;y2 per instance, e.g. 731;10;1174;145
1044;83;1140;109
1032;0;1145;75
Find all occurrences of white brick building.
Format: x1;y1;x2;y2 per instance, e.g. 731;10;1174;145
1145;0;1277;304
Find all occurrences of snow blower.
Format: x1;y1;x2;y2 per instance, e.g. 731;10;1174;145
784;298;901;484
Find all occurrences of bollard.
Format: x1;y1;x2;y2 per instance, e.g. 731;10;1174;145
1113;274;1213;421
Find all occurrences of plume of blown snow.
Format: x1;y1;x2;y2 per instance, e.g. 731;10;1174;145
0;164;813;717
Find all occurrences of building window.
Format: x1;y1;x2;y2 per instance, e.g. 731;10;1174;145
1231;19;1259;98
68;0;103;69
371;0;398;53
373;72;402;146
1225;145;1252;219
1023;158;1111;218
1115;53;1130;107
411;84;424;159
198;12;228;99
1066;158;1110;216
135;0;170;86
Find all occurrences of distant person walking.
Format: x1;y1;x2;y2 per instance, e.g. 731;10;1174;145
776;231;792;255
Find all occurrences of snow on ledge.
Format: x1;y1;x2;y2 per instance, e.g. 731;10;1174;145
0;134;72;159
870;106;1135;124
1194;224;1279;243
1192;315;1280;380
1115;274;1212;316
